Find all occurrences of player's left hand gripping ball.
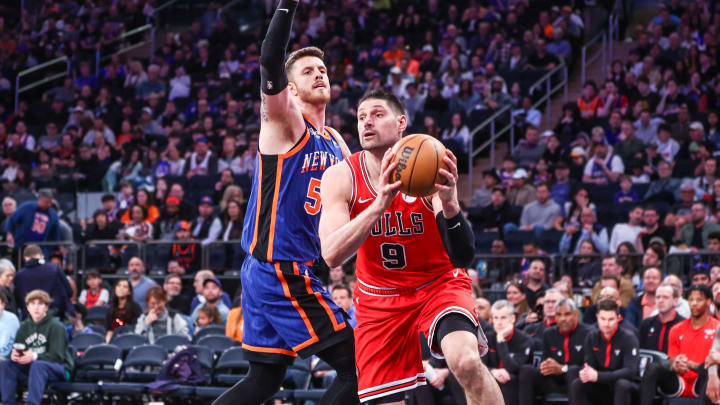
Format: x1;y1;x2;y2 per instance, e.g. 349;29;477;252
435;150;459;204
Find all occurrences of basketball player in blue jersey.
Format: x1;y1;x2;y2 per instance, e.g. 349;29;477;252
212;1;358;405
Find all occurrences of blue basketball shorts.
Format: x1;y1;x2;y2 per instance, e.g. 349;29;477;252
240;254;352;365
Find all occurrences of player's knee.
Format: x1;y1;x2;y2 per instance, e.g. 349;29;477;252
518;364;536;380
644;362;661;379
614;378;635;395
449;352;482;384
569;378;584;397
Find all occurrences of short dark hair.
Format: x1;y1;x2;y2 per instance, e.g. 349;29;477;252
285;46;325;78
597;299;619;313
709;232;720;242
643;204;658;214
536;181;550;191
642;266;663;279
358;88;406;116
688;284;713;300
332;284;352;298
92;209;107;221
492;186;506;195
602;255;620;266
600;275;621;289
164;274;181;285
86;269;101;280
658;123;672;134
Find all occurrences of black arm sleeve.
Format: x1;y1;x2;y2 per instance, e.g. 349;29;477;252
436;211;475;268
260;0;298;95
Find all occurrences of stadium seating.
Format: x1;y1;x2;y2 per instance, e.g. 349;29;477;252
193;324;227;342
154;334;191;354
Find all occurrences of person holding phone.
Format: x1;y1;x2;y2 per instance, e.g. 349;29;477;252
0;290;74;405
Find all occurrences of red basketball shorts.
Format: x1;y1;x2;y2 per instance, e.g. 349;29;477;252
353;270;478;402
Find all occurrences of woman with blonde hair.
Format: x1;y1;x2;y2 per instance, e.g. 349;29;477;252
220;185;244;212
0;259;16;314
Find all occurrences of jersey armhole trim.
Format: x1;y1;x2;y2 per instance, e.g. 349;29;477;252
360;152;378;197
421;196;434;212
279;128;310;158
325;126;345;152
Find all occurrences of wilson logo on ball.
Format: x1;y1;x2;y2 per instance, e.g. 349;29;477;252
394;146;415;181
390;134;448;197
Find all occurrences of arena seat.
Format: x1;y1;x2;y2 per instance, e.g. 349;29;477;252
74;343;123;381
197;335;234;356
475;232;499;253
70;332;105;353
85;305;108;324
504;230;535;254
213;346;250;385
154;334;191;354
110;333;148;355
193;324;227;342
121;344;166;383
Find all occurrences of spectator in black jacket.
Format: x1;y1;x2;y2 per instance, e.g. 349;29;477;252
14;245;75;320
570;300;640;405
584;285;638;335
104;279;142;343
519;298;590;405
525;288;565;348
486;299;533;405
474;187;513;234
164;273;191;315
639;283;684;353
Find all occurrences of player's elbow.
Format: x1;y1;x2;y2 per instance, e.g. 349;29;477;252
322;248;342;269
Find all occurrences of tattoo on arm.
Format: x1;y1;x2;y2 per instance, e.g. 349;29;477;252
260;94;269;122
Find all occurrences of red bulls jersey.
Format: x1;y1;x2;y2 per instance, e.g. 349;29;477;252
346;151;455;289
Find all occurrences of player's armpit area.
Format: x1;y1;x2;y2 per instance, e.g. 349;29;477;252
318;163;359;268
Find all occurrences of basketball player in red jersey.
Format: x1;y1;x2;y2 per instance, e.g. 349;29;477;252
319;88;503;405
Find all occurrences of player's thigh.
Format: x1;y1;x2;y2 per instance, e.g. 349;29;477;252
355;291;424;404
418;272;477;358
263;261;349;356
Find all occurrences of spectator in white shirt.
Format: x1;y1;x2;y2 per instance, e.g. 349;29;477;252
609;206;644;253
655;123;680;162
168;66;191;101
634;109;661;145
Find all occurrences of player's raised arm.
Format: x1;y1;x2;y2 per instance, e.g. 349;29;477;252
319;150;401;268
431;150;475;268
258;0;305;147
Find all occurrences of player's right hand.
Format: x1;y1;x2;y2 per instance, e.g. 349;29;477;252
374;148;402;211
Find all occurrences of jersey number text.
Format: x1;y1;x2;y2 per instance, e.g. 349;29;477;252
380;243;407;269
304;178;322;215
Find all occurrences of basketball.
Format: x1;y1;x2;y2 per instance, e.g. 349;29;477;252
390;134;449;197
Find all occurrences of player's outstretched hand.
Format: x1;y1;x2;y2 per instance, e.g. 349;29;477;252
375;148;402;211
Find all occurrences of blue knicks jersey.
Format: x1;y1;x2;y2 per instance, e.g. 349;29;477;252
241;116;344;263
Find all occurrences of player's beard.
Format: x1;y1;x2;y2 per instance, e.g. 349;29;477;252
298;86;330;106
359;136;395;153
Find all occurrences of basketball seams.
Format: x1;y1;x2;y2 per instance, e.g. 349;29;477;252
407;138;427;197
426;140;441;197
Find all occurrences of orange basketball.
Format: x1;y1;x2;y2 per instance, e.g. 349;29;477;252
390;134;449;197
